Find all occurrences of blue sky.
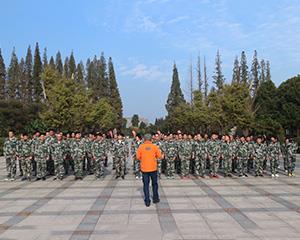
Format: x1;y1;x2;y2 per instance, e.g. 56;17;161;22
1;0;300;122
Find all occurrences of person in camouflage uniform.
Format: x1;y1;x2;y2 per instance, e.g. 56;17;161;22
84;134;95;175
164;135;177;179
34;134;50;180
131;135;142;179
45;130;56;175
31;131;41;176
112;134;128;179
92;134;108;179
221;135;233;177
285;138;298;177
237;137;249;177
18;133;33;181
207;134;221;178
282;138;290;173
178;134;193;178
153;134;163;178
70;132;86;180
51;133;66;180
3;130;18;180
268;137;281;177
253;137;264;177
193;134;207;178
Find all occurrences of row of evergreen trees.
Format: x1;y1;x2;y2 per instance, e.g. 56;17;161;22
0;43;123;133
160;50;300;138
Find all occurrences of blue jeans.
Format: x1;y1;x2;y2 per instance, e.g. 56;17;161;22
142;171;159;204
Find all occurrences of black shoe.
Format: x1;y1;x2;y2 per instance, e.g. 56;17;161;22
239;174;243;177
35;178;41;181
259;174;264;177
255;174;259;177
59;177;63;180
21;177;26;181
228;174;232;177
42;177;46;181
115;176;120;179
244;174;248;177
153;199;160;204
27;177;31;181
145;202;151;207
121;176;125;180
53;177;57;181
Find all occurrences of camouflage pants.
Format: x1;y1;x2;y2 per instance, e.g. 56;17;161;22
157;159;162;176
133;159;141;177
115;157;125;177
74;157;84;177
180;157;190;176
165;157;175;177
223;156;232;175
94;158;105;178
20;157;32;178
36;157;47;178
237;157;248;175
270;156;279;175
283;156;288;171
210;156;219;175
194;155;206;176
86;154;94;174
254;157;263;175
53;157;65;179
6;156;16;178
287;155;296;174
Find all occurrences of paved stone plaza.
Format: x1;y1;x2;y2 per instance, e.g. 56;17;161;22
0;156;299;240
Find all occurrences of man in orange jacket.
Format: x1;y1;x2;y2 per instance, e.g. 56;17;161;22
136;133;162;207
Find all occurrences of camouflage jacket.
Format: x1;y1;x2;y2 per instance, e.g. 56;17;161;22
92;140;107;159
51;140;67;159
18;140;32;158
3;137;18;157
34;140;50;159
70;139;85;159
178;140;193;159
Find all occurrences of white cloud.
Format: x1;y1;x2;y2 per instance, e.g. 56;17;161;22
120;63;170;82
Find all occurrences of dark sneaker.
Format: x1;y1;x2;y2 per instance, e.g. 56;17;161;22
145;202;151;207
153;199;160;204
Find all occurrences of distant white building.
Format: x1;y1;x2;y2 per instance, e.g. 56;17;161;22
125;116;149;128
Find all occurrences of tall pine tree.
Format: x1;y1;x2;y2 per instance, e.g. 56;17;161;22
197;55;202;92
49;56;55;70
212;50;225;91
69;51;76;79
240;51;249;84
19;58;27;101
166;63;185;114
259;59;266;83
251;50;260;96
97;52;109;99
55;51;63;75
7;48;19;99
266;61;271;82
43;47;48;68
63;57;70;78
0;49;6;99
32;42;43;102
75;61;85;86
108;57;123;127
203;56;208;101
232;56;240;84
25;46;33;102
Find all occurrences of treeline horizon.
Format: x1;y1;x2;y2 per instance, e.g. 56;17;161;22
0;42;123;136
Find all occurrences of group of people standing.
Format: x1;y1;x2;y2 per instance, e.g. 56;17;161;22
131;132;298;179
3;130;298;182
3;130;129;181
